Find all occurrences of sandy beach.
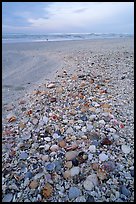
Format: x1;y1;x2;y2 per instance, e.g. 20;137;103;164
2;38;134;202
2;38;134;105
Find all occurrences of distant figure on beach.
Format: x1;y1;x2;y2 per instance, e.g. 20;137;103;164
46;39;48;41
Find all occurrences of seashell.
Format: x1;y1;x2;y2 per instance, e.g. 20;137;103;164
101;103;111;108
97;167;107;180
18;100;26;104
119;123;124;128
56;87;63;93
26;110;32;115
8;116;16;122
84;102;90;107
90;79;94;84
80;81;86;87
63;70;67;74
121;145;131;154
77;151;88;164
102;161;116;172
99;90;107;94
72;75;78;80
47;83;56;88
42;183;53;198
58;140;66;148
101;137;112;145
92;163;99;170
35;90;41;95
89;145;96;153
19;122;26;129
66;142;78;151
51;114;58;120
29;180;38;189
50;98;57;103
79;92;84;99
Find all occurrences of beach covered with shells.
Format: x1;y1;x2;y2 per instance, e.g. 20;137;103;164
2;38;134;202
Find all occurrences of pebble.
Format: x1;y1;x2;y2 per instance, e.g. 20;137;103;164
80;115;88;121
86;195;95;202
5;104;14;111
87;131;100;140
88;153;93;160
75;196;86;202
43;144;50;151
2;193;13;202
25;171;33;180
50;145;59;152
72;158;79;166
83;174;98;190
86;124;94;131
99;152;109;161
92;140;99;146
77;151;88;163
102;161;116;172
109;128;116;133
130;169;134;177
29;180;38;189
23;197;31;202
52;133;60;139
81;135;87;140
90;115;96;121
24;178;30;187
70;167;80;176
65;151;78;161
68;187;81;200
44;137;51;142
81;126;87;132
92;101;100;107
121;145;131;154
54;160;62;171
89;145;96;153
63;119;68;124
43;116;49;124
120;185;131;197
112;134;119;140
71;136;77;140
46;162;56;171
42;155;49;161
74;125;81;130
19;152;28;160
63;170;71;179
32;118;38;125
99;119;106;125
65;161;73;168
21;134;31;141
66;142;78;151
66;127;74;134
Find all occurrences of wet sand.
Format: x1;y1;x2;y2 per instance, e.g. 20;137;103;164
2;37;134;108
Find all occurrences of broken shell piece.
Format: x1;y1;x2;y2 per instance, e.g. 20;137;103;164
46;83;56;88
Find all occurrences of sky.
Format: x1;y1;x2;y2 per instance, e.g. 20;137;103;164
2;2;134;34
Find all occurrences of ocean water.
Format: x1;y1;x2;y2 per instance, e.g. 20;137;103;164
2;33;133;43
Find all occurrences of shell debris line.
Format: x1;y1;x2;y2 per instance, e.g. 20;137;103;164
2;40;134;202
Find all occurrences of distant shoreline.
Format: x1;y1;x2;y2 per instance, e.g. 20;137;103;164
2;33;134;44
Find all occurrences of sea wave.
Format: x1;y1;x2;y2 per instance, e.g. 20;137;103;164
2;33;133;43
